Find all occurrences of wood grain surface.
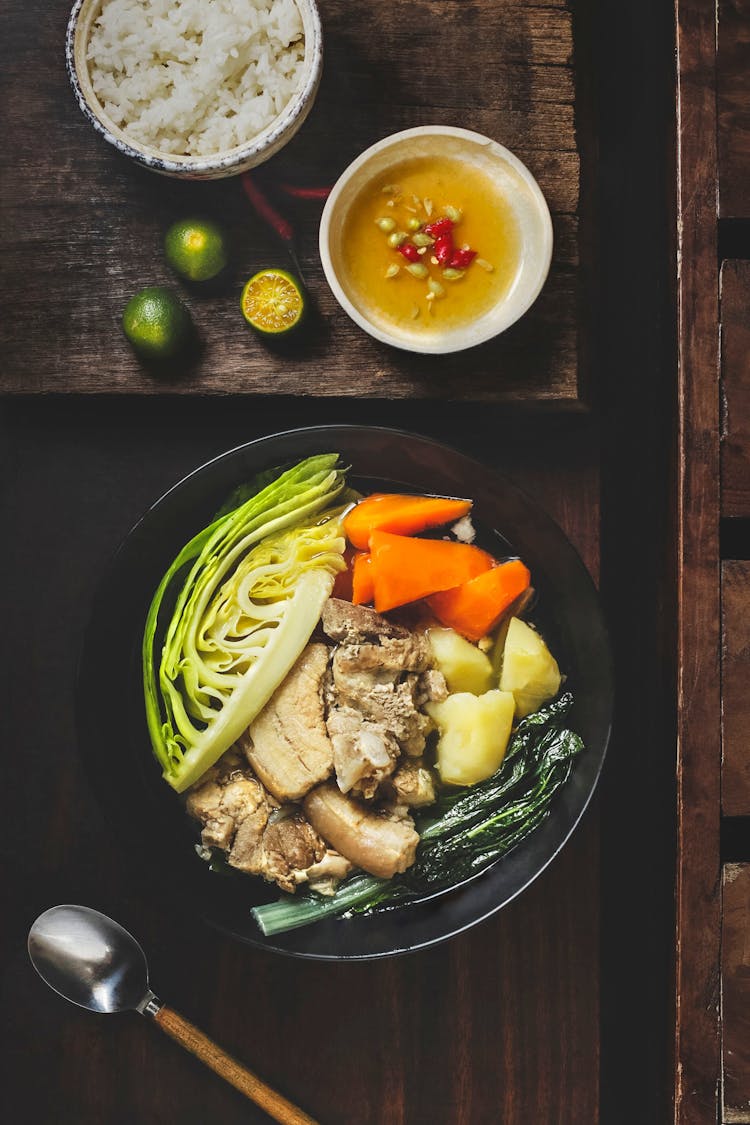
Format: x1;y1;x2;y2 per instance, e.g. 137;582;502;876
722;865;750;1123
674;0;723;1121
0;398;603;1125
0;0;587;402
722;562;750;818
153;1005;319;1124
721;261;750;517
718;0;750;218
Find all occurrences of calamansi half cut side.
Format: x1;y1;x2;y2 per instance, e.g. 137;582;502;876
241;269;306;337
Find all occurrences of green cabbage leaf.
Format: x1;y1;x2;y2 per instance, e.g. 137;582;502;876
143;454;347;792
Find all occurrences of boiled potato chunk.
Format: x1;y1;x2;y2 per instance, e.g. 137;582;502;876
499;617;561;718
427;627;494;695
427;690;515;786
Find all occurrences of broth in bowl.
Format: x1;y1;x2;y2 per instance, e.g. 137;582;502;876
341;156;522;334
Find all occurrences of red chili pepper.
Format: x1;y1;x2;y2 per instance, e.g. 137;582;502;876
398;242;420;263
277;183;332;200
241;173;293;243
434;233;454;266
449;248;477;269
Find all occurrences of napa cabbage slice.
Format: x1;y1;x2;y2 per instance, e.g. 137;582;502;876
143;454;347;792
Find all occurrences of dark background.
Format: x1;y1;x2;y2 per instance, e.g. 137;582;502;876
0;0;677;1121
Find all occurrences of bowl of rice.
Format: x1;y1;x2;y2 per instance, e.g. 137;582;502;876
65;0;323;179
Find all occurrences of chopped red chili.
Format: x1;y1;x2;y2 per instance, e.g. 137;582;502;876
434;233;454;266
423;217;454;238
398;242;421;263
448;248;477;270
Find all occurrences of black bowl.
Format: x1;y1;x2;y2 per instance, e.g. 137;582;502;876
77;425;612;960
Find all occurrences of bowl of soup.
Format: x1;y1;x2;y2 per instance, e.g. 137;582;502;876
319;127;553;354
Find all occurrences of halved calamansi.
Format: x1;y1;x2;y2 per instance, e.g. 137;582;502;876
240;269;306;337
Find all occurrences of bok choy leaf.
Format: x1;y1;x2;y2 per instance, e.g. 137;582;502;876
143;454;347;793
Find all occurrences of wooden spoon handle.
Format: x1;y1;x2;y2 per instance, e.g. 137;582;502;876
153;1004;319;1125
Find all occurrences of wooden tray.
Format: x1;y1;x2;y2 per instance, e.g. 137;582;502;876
676;1;750;1121
0;0;589;402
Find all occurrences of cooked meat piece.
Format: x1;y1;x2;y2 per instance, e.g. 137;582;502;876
415;668;448;706
186;772;265;851
244;812;326;892
338;636;431;674
322;598;409;644
322;598;444;793
331;646;432;758
386;758;437;808
226;798;274;874
239;644;334;801
186;759;339;894
327;705;401;797
303;850;353;884
304;782;419;879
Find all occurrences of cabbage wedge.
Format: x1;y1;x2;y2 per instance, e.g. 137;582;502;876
143;454;348;792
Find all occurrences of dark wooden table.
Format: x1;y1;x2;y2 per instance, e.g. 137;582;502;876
0;0;682;1122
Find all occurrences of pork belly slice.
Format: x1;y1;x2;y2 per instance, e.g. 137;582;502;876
303;781;419;879
238;643;334;802
186;755;347;894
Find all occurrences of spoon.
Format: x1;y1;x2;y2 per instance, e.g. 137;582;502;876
28;905;318;1125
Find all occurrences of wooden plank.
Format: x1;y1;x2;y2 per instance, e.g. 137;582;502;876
721;261;750;517
718;0;750;218
0;0;587;401
722;562;750;816
674;0;723;1121
722;864;750;1123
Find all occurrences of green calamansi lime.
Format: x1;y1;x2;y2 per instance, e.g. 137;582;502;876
164;218;229;282
240;268;306;337
122;287;193;360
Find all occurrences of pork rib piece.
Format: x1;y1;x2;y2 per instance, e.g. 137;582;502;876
320;599;446;795
326;705;401;799
321;598;410;644
387;758;437;808
186;752;348;894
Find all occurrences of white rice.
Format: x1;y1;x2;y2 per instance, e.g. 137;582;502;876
86;0;305;157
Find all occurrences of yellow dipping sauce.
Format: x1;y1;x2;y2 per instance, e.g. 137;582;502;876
340;156;521;335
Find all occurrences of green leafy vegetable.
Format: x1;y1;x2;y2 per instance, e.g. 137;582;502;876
143;454;348;793
252;694;583;936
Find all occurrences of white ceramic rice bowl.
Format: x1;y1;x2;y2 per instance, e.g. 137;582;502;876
65;0;323;180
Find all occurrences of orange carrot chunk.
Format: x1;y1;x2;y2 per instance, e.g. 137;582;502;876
427;559;531;642
369;530;494;613
344;493;472;551
352;552;375;605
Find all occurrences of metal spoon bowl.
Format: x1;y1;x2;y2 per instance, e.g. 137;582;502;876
28;904;316;1124
28;905;156;1015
